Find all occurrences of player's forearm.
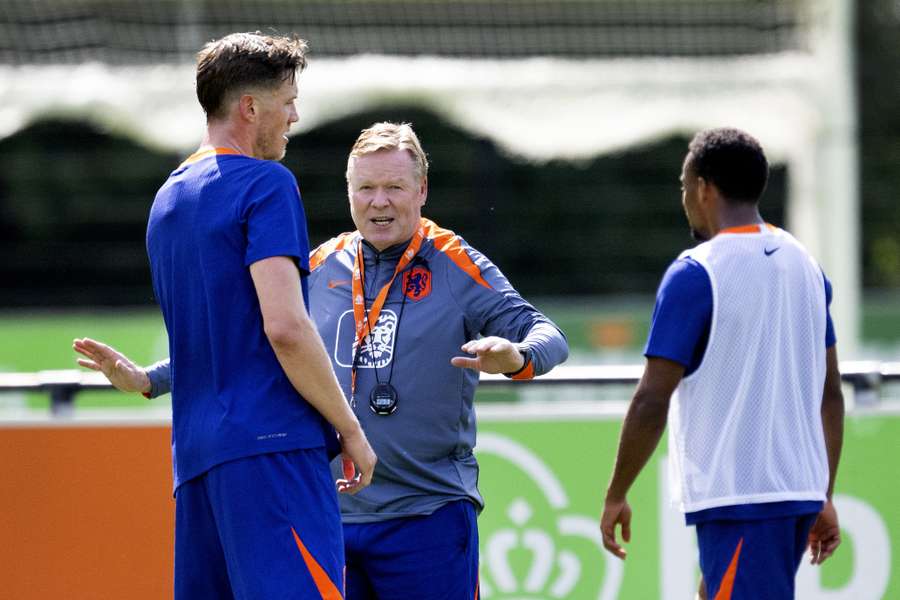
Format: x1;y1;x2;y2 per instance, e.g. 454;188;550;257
821;346;844;499
821;389;844;499
606;388;669;500
822;401;843;499
266;314;362;438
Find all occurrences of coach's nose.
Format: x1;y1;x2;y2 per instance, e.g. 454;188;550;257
371;188;390;208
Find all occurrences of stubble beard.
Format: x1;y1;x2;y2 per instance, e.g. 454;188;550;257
256;128;287;161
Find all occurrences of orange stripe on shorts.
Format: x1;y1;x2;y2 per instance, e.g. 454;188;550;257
714;537;744;600
291;527;343;600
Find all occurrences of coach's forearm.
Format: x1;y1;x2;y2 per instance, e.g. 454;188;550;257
266;313;362;438
520;321;569;376
145;358;171;398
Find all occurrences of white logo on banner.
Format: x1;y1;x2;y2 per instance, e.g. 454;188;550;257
334;309;397;369
795;495;891;599
475;439;893;600
476;433;623;600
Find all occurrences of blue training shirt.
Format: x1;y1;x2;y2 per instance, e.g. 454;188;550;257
147;150;333;491
645;255;836;523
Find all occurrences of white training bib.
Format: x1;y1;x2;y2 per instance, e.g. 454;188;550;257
668;225;830;513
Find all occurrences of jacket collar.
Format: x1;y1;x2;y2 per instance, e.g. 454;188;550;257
360;237;412;262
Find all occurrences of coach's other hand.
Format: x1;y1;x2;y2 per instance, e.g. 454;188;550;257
451;336;525;374
73;337;151;395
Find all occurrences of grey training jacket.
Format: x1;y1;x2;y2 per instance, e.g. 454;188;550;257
147;218;569;523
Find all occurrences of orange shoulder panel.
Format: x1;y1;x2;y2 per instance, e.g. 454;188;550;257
309;231;356;272
421;219;492;290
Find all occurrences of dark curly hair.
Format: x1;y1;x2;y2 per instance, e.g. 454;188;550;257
686;128;769;203
195;32;308;120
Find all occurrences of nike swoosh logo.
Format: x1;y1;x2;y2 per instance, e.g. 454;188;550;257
764;247;780;256
327;279;351;288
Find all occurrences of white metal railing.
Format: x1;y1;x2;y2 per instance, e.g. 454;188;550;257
0;362;898;416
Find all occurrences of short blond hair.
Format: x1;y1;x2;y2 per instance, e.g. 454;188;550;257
345;122;429;182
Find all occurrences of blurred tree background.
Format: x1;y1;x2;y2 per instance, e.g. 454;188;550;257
0;0;895;308
858;0;900;289
0;111;790;306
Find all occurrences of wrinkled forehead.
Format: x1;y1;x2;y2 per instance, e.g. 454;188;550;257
347;147;422;181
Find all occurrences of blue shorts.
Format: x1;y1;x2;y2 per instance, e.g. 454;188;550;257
174;449;344;600
343;500;480;600
696;512;818;599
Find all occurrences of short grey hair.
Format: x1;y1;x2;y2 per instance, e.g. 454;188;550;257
345;122;429;182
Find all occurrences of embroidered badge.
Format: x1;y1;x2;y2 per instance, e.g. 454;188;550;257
402;266;432;300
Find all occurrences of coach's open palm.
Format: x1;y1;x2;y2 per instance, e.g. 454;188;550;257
73;337;151;394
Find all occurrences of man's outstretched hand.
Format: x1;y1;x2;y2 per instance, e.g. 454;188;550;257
73;337;151;394
450;337;525;374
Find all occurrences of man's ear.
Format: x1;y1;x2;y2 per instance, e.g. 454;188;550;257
697;176;715;207
418;176;428;207
237;93;257;122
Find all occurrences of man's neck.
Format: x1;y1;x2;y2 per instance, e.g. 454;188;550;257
203;120;254;158
712;205;764;237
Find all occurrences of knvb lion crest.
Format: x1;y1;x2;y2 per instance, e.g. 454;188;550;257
403;265;432;300
334;309;398;369
354;310;397;368
476;433;623;600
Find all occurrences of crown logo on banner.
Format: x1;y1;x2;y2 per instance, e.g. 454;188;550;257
476;433;624;600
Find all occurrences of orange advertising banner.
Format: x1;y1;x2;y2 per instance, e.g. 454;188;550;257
0;423;173;600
